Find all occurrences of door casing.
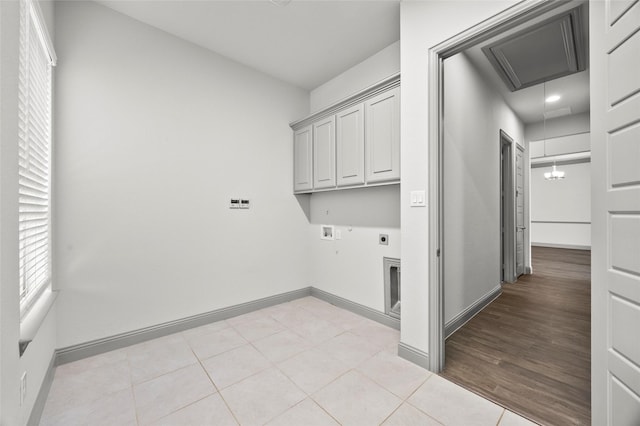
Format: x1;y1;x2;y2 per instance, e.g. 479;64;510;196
500;130;517;284
515;144;526;277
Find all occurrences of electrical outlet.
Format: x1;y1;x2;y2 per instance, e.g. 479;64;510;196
379;234;389;245
20;372;27;406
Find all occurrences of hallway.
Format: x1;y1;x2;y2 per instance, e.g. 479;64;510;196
441;247;591;425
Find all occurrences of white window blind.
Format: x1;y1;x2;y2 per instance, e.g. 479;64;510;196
18;0;56;315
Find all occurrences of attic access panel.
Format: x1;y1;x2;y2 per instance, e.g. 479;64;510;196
482;7;586;92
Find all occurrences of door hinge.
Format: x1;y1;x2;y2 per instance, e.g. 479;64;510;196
436;249;441;257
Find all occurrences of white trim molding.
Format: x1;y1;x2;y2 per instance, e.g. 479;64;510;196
26;352;56;426
398;342;430;370
56;287;312;365
290;73;400;131
532;242;591;250
445;284;502;339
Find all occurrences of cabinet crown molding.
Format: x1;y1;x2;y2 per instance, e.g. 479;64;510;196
290;73;400;131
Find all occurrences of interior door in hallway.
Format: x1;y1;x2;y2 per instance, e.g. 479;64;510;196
591;0;640;424
516;145;525;277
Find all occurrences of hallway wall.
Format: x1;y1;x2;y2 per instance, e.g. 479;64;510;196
443;52;524;325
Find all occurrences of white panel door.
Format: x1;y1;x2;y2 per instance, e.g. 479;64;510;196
591;1;640;424
293;126;312;192
313;116;336;189
365;87;400;183
336;104;365;187
516;145;525;277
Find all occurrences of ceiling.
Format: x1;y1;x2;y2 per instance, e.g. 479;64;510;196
96;0;400;91
464;1;590;124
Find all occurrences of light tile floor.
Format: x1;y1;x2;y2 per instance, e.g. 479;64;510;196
40;297;537;426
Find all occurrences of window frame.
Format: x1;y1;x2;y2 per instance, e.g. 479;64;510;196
18;0;56;318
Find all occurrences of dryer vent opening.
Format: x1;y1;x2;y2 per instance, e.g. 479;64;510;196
384;257;401;319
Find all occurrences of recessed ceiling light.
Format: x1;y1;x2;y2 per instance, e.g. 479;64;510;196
545;94;561;103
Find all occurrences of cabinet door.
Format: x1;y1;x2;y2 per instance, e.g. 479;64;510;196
336;104;365;187
293;126;312;192
313;116;336;189
365;87;400;183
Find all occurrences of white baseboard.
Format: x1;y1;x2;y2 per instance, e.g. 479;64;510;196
27;352;56;426
531;242;591;250
397;342;430;370
445;284;502;339
56;287;313;365
311;287;400;330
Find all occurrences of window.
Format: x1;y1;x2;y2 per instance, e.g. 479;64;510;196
18;0;56;315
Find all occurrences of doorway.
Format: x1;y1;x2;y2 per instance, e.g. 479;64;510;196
500;130;516;284
428;0;592;423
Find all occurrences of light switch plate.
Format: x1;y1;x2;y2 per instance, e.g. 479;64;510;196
410;190;426;207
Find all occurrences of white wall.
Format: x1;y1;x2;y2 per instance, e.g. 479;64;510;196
1;1;58;424
525;111;589;142
530;162;591;248
309;186;400;312
54;2;311;348
526;114;591;249
309;41;400;113
443;53;524;324
400;0;520;355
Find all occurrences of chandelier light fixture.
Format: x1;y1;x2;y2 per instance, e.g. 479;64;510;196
542;81;566;181
544;163;566;180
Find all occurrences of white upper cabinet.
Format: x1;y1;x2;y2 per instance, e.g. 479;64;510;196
336;104;365;187
365;87;400;183
293;126;313;192
290;74;399;194
313;116;336;189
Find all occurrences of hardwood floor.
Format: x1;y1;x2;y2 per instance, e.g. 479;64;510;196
440;246;591;426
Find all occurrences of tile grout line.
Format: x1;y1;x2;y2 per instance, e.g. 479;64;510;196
264;303;364;425
377;400;404;426
247;310;326;423
401;373;449;425
188;336;243;426
125;352;141;426
129;334;222;424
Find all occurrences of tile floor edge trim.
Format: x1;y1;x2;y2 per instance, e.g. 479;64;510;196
444;283;502;339
26;351;57;426
397;342;430;370
310;287;401;330
55;287;314;366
